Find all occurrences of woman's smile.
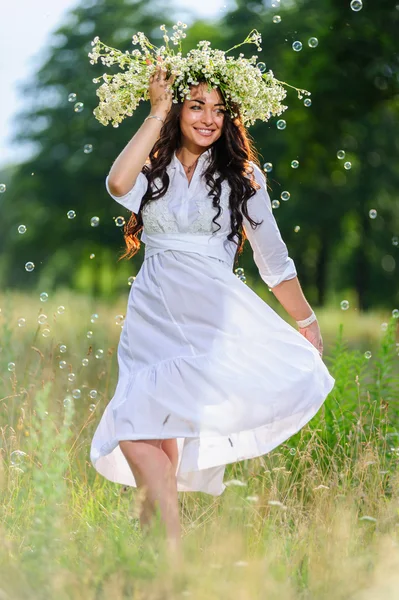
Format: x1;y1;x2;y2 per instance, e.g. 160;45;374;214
193;127;216;137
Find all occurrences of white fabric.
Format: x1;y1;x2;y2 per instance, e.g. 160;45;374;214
92;148;335;496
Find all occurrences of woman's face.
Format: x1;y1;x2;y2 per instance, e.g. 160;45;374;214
179;83;226;152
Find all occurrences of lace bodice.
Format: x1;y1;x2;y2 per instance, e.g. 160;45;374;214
141;176;231;235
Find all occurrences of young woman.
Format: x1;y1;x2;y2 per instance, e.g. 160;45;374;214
90;63;335;556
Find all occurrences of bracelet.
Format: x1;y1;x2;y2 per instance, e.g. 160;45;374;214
296;311;317;328
144;115;165;125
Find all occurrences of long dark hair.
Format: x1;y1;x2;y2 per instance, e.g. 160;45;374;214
117;86;264;264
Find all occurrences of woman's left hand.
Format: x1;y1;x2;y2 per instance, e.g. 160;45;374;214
298;320;324;357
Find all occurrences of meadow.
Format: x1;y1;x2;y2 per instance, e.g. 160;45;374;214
1;288;399;599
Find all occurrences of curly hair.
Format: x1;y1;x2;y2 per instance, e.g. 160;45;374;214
117;85;265;265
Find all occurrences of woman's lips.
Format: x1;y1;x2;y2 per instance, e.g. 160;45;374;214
194;128;215;137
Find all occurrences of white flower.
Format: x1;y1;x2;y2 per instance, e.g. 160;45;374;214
89;23;302;128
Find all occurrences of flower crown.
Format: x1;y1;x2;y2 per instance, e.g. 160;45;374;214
88;21;310;128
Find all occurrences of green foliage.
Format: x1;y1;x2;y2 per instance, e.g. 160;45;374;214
0;297;398;597
0;0;398;308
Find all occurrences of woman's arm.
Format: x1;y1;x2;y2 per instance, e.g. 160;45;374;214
107;61;175;197
270;276;313;322
242;163;314;323
107;112;167;197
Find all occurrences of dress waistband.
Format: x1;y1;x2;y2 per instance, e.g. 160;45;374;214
141;231;236;266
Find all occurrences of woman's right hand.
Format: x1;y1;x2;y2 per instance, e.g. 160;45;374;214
146;57;175;118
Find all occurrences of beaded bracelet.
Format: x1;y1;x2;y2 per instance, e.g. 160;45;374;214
296;311;317;328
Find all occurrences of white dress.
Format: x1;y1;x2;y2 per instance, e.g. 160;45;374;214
90;148;335;496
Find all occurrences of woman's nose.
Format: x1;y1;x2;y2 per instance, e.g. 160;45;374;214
201;112;214;125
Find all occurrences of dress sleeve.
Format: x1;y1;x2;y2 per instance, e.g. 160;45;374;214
105;172;148;213
242;162;297;289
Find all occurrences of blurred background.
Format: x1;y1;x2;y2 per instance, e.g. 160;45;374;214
0;0;398;314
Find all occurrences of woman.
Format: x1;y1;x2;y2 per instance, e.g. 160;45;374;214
90;63;335;554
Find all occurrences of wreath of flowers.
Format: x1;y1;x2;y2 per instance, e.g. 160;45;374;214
88;21;310;128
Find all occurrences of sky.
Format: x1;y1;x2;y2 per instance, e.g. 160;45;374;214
0;0;229;170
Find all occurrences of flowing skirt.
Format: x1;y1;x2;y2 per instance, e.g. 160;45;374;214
90;250;335;496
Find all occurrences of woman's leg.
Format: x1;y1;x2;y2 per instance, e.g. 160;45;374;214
119;439;181;551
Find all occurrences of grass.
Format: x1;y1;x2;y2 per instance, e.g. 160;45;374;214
0;287;399;599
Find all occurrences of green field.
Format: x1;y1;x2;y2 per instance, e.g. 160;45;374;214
1;290;399;599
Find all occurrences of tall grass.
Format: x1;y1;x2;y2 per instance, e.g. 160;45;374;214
0;290;399;599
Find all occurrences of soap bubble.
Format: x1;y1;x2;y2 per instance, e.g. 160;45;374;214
369;209;377;219
42;328;51;337
281;191;290;201
392;309;399;318
17;318;26;327
294;225;301;232
89;389;98;399
90;313;99;323
304;98;312;107
10;450;27;466
83;144;93;154
67;210;76;219
68;373;76;382
40;292;48;302
271;200;280;209
57;306;65;314
18;225;27;234
337;150;346;159
234;267;244;276
263;162;273;172
87;330;93;338
276;119;286;130
90;216;100;227
364;351;372;359
115;315;125;325
38;314;47;324
381;322;388;331
25;262;35;272
74;102;84;113
59;344;67;353
115;216;126;227
350;0;363;11
128;276;136;285
344;161;352;170
63;396;73;408
273;15;281;23
392;236;398;246
8;362;15;372
291;160;299;169
308;37;318;48
89;404;96;412
257;62;266;73
292;41;303;52
59;360;67;369
95;349;104;359
340;300;350;310
0;184;7;193
68;93;77;102
72;389;81;399
90;253;95;259
82;358;89;366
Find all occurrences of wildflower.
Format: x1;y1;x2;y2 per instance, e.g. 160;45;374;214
88;22;309;128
